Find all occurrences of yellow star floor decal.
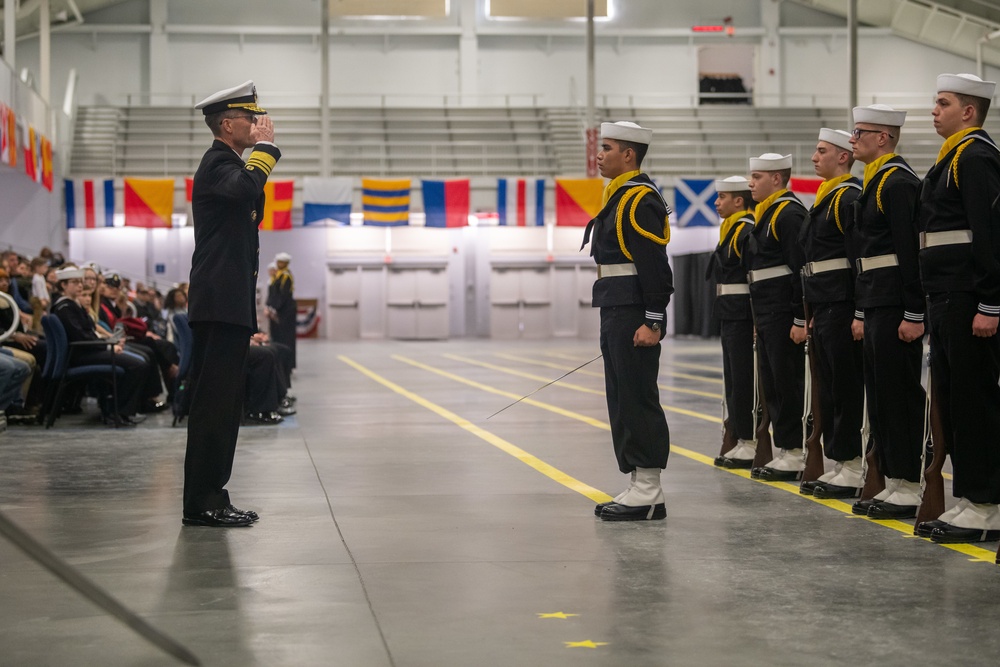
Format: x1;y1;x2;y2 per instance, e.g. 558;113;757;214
537;612;579;619
564;640;608;649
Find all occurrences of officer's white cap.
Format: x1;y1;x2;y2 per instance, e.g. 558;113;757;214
275;252;291;263
818;128;853;152
601;121;653;145
714;176;750;192
749;153;792;171
195;80;268;116
267;262;277;271
937;73;996;100
853;104;906;127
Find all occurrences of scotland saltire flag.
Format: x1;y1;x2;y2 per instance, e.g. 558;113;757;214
673;178;717;227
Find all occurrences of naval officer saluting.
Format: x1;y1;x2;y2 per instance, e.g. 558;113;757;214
183;81;280;527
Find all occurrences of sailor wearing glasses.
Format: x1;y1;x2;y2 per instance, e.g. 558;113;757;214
847;104;926;520
182;81;280;528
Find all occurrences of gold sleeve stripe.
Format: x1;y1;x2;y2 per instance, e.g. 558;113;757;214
876;167;898;214
247;150;277;172
769;201;790;240
628;190;668;246
246;158;273;176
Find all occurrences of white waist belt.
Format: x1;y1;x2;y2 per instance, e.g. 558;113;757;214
717;283;750;296
920;230;973;249
803;258;851;277
747;265;792;284
597;263;638;279
858;254;898;273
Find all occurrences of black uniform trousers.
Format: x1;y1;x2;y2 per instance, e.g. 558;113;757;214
862;305;925;483
599;305;670;473
754;310;805;450
928;293;1000;503
245;345;286;414
720;318;754;440
184;321;252;514
811;301;864;462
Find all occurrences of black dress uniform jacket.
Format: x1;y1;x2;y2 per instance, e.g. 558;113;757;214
918;129;1000;312
744;191;808;321
707;212;754;320
801;177;862;303
267;268;297;366
188;139;282;329
851;156;923;321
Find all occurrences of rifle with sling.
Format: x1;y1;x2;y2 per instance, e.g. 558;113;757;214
750;329;773;470
801;299;826;483
915;350;947;530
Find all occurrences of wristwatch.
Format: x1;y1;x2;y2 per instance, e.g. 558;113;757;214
647;321;661;332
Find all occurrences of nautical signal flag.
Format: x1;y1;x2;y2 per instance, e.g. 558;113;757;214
0;103;15;168
184;176;194;225
260;180;294;230
303;176;353;226
673;178;716;227
124;178;174;228
40;135;53;191
422;179;470;228
363;178;411;226
65;179;115;229
790;176;823;209
555;178;603;226
23;126;40;183
497;178;545;226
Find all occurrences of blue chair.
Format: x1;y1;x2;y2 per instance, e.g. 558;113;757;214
39;315;124;429
170;312;193;426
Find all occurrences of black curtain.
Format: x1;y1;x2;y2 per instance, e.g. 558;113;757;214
672;251;718;337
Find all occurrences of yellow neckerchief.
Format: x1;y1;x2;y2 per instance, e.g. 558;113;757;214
814;173;853;208
863;153;898;191
602;169;641;206
274;268;294;290
754;188;788;224
719;210;751;246
936;127;979;164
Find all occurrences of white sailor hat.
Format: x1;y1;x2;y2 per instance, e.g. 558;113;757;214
937;73;996;100
54;266;84;281
275;252;291;263
601;121;653;145
714;176;750;192
80;260;102;274
749;153;792;171
852;104;906;127
195;80;268;116
818;128;853;152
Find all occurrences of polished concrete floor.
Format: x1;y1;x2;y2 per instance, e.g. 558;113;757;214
2;338;1000;667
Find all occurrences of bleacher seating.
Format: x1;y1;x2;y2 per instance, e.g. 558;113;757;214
69;103;1000;180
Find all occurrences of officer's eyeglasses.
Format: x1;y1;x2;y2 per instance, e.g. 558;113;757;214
231;113;257;124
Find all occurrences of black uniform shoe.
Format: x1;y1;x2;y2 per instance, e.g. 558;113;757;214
183;508;253;527
852;498;879;516
277;401;297;417
753;467;804;482
599;502;667;521
243;411;284;425
594;501;613;516
227;504;260;522
141;400;169;414
930;524;1000;544
718;457;754;470
812;483;863;500
914;519;948;538
866;501;918;520
799;480;821;495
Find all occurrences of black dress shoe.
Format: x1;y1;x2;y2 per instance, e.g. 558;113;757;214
599;502;667;521
812;483;863;500
243;411;284;425
754;467;804;482
799;480;821;495
915;519;948;538
141;400;169;414
182;508;253;527
227;504;259;522
594;501;613;516
852;498;879;515
930;524;1000;544
719;457;754;470
867;501;918;520
277;404;297;417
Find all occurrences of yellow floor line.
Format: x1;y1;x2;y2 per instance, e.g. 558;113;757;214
339;355;612;504
389;355;995;566
446;354;721;422
492;352;723;400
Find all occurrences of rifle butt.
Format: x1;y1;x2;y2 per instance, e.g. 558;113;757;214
859;439;885;501
719;418;737;458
